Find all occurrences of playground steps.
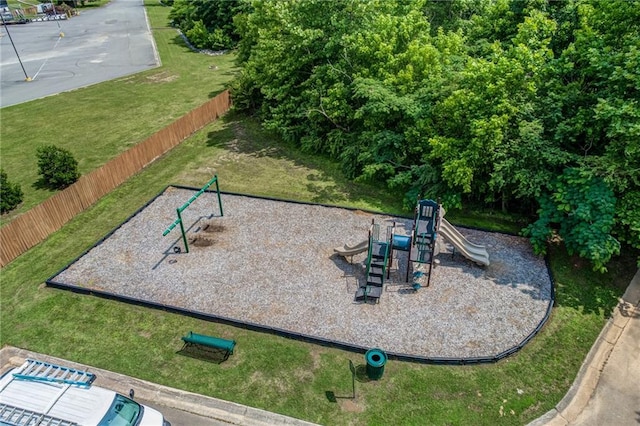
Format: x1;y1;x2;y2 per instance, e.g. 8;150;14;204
355;242;388;303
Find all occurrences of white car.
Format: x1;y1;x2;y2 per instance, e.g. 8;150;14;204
0;359;170;426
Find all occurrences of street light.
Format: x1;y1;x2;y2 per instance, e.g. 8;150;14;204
1;12;31;81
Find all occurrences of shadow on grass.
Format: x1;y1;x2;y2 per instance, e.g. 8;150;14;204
204;111;405;213
325;390;353;402
550;244;639;317
325;363;370;402
168;34;202;54
354;364;371;383
145;1;171;7
31;177;69;192
305;173;348;204
176;345;231;365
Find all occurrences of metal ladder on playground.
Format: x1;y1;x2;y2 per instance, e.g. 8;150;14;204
0;359;95;426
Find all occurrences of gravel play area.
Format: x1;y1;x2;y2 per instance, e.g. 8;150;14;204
50;187;553;361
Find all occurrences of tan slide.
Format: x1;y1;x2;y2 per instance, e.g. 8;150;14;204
438;218;490;266
333;240;369;257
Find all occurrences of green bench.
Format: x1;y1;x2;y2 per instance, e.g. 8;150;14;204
181;331;236;360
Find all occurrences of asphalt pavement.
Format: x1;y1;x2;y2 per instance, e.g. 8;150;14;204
0;0;159;108
529;268;640;426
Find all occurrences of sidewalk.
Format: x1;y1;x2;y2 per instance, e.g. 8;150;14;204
529;269;640;426
0;347;318;426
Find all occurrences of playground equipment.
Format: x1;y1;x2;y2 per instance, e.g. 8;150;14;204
388;199;491;286
387;199;440;287
162;175;223;253
412;271;425;291
344;199;489;302
333;240;369;257
354;220;391;304
437;208;490;266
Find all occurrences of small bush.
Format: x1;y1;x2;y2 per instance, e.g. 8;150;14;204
36;145;80;189
0;169;24;214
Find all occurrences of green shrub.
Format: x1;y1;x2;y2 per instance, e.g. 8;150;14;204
185;20;210;49
36;145;80;189
0;169;24;214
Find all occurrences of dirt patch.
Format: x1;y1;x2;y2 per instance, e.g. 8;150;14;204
188;233;215;247
138;331;152;339
201;221;225;233
145;71;178;83
339;398;365;413
293;367;314;382
311;348;323;370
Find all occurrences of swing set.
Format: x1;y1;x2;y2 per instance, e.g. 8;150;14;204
162;175;223;253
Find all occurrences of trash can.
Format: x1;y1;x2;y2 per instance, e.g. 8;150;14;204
365;348;387;380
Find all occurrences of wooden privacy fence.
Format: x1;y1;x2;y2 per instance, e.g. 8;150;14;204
0;90;231;267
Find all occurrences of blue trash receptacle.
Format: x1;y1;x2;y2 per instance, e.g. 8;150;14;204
365;348;387;380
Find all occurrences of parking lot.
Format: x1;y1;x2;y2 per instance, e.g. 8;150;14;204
0;0;158;107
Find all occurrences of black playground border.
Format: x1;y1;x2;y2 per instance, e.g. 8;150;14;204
46;185;556;365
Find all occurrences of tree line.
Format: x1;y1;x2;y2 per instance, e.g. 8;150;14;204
169;0;639;272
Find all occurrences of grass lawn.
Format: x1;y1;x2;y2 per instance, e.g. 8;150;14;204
1;2;637;425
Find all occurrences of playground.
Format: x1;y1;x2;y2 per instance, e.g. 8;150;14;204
49;183;554;361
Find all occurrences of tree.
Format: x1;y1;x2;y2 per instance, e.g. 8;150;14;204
525;168;620;272
0;169;23;214
36;145;80;189
537;0;640;260
231;0;639;269
425;9;567;211
169;0;248;50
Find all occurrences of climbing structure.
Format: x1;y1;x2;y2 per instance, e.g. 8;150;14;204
387;199;440;287
409;199;439;287
355;220;391;304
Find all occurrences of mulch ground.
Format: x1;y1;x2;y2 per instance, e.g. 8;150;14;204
50;187;553;360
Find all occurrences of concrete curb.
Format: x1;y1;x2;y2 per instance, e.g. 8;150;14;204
0;347;318;426
527;269;640;426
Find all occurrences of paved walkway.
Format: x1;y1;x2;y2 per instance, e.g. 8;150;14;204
529;269;640;426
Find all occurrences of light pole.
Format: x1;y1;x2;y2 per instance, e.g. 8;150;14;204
1;13;31;81
49;3;64;38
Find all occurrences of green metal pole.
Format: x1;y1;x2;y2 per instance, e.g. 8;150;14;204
177;208;189;253
214;176;223;217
